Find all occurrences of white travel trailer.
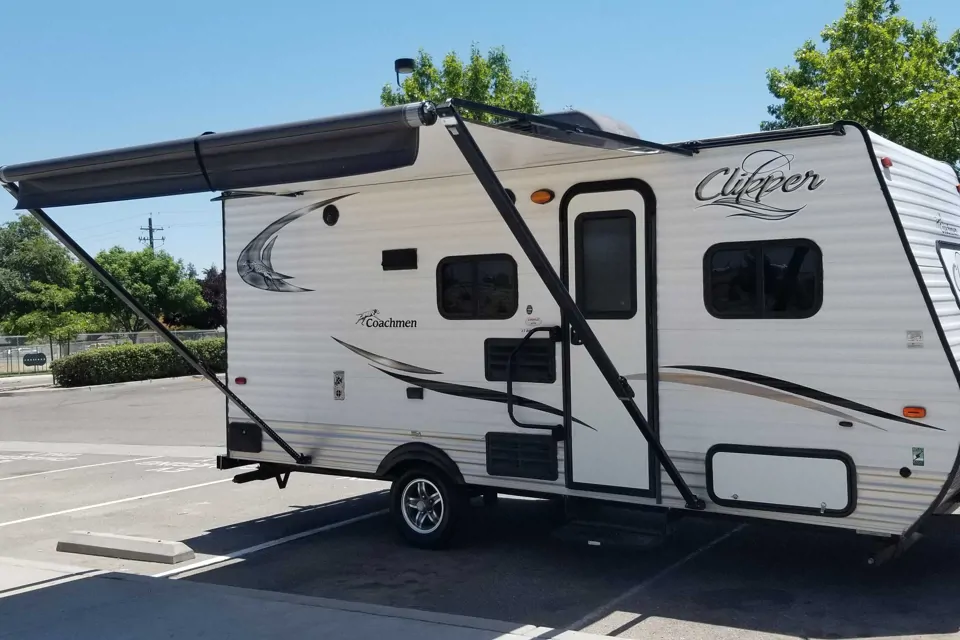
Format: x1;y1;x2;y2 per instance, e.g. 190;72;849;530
4;99;960;561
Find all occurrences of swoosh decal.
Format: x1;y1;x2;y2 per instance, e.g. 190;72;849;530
237;193;354;292
666;365;942;431
371;366;597;431
627;371;887;431
332;337;442;375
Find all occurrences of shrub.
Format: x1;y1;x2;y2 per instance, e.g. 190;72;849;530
51;337;225;388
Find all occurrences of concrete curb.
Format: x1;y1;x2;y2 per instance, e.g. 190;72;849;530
57;532;196;565
123;572;607;638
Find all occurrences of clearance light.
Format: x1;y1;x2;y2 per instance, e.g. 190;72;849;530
881;157;893;168
955;184;960;195
530;189;555;205
903;406;926;419
235;377;247;385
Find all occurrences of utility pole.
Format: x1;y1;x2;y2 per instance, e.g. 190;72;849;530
138;216;165;249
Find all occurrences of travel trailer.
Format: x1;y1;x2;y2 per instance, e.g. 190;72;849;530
4;98;960;562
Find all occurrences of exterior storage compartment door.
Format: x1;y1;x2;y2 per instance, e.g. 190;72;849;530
706;445;856;517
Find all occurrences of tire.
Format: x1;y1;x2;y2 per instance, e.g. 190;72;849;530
390;466;463;549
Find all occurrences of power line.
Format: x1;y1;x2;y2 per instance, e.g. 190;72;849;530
138;215;165;249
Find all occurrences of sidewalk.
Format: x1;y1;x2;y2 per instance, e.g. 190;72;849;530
0;564;606;640
0;373;226;396
0;374;53;392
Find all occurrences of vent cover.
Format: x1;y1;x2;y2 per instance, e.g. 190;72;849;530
485;432;558;481
484;338;556;384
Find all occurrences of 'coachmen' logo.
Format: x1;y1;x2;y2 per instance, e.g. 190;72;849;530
694;150;825;221
356;310;417;328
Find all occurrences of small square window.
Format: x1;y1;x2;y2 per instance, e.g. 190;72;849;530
437;254;518;320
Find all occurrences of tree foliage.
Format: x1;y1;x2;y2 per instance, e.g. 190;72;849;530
380;44;541;121
167;265;225;330
762;0;960;169
0;214;74;319
73;247;208;337
1;280;111;344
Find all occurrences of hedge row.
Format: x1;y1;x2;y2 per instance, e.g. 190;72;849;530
51;338;225;388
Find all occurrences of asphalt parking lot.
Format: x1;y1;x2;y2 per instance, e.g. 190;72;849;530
2;377;960;639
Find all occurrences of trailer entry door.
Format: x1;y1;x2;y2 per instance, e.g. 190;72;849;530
563;184;655;496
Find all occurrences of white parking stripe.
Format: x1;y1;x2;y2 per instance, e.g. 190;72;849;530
152;508;389;579
0;478;232;528
568;523;748;632
0;456;161;482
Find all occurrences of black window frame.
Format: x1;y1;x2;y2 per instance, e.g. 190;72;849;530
436;253;519;320
703;238;824;320
573;209;638;320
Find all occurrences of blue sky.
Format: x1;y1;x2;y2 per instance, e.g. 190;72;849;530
2;0;958;271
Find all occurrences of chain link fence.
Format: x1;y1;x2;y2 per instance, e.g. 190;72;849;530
0;329;224;376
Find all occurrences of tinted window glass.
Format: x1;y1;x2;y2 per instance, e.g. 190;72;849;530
708;248;760;316
438;254;517;319
762;245;819;314
576;211;636;319
705;240;822;319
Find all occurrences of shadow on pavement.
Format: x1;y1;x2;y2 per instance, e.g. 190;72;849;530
585;521;960;639
177;489;390;558
183;496;737;630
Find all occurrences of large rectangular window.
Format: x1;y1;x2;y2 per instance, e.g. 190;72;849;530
574;210;637;319
704;239;823;319
437;254;518;319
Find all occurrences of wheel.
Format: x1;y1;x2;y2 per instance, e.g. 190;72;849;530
390;466;463;549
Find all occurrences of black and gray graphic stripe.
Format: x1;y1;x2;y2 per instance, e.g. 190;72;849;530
371;366;596;431
332;337;441;375
665;365;942;431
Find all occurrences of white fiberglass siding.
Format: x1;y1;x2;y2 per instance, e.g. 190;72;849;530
871;131;960;375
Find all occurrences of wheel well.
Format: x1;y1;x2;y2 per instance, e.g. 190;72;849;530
376;443;465;485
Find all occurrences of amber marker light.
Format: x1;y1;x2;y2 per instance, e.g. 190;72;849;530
530;189;555;205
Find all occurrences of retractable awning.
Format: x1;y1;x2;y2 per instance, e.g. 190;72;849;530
0;102;437;210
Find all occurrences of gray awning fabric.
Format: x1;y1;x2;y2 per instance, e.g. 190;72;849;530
1;102;435;209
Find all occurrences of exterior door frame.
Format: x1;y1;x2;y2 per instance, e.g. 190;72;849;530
559;178;660;500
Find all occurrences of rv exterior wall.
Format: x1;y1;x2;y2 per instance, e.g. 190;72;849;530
224;121;960;537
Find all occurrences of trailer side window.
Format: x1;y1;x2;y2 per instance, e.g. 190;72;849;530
437;254;518;319
704;239;822;319
575;210;637;319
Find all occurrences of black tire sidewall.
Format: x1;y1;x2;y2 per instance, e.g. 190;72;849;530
390;467;461;548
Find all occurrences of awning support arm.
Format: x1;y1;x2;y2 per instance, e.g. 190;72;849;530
434;101;705;511
0;181;311;466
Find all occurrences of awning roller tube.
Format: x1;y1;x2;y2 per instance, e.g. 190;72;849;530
0;102;436;209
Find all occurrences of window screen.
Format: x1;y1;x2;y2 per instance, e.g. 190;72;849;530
574;210;637;319
437;254;518;319
704;239;822;319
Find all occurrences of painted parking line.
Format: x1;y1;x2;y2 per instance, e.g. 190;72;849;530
568;523;748;632
153;508;390;579
0;456;161;482
0;478;232;528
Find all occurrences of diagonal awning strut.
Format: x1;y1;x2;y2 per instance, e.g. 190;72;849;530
0;182;311;465
435;99;705;510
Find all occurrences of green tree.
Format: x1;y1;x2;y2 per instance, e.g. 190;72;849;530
1;281;111;350
74;247;207;340
0;214;74;320
762;0;960;169
380;44;541;121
